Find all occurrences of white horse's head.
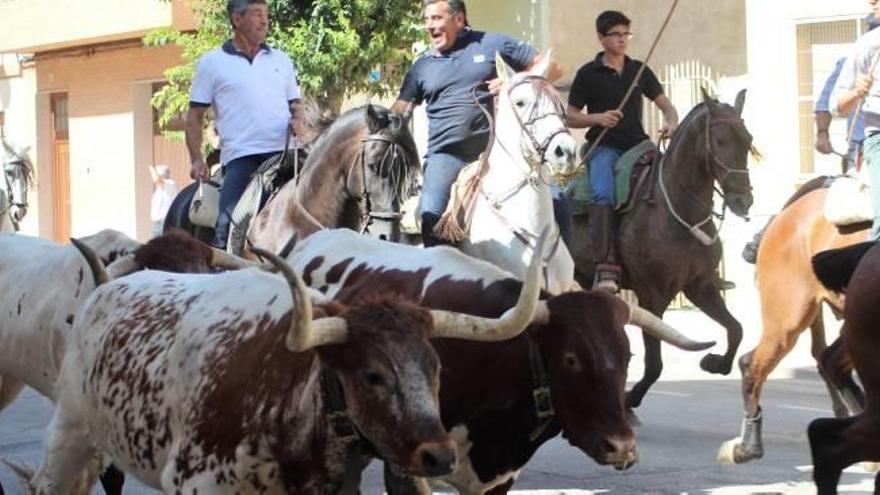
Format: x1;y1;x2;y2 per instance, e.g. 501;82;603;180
1;139;33;224
494;51;577;177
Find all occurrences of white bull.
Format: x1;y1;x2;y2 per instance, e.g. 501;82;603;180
0;231;139;412
0;230;254;494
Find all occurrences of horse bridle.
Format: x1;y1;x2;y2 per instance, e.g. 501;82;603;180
475;75;569;286
658;107;752;246
345;133;406;235
1;158;27;218
506;75;569;169
704;112;752;194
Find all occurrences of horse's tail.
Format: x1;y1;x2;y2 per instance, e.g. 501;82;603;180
812;241;877;292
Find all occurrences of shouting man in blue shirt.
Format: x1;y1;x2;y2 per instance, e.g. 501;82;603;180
392;0;563;247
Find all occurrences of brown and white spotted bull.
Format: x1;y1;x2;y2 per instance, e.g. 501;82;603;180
29;241;544;494
288;229;715;494
0;229;254;494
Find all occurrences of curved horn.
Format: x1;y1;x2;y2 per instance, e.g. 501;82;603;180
430;227;548;341
211;247;264;270
627;303;715;351
70;238;109;287
249;247;347;352
105;254;141;279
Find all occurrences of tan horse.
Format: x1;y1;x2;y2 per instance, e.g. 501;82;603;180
718;186;867;464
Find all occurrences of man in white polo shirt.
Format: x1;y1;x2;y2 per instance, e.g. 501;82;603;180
185;0;300;249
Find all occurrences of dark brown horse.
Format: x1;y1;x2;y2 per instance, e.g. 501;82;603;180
809;241;880;494
569;90;754;417
164;104;420;249
717;185;867;464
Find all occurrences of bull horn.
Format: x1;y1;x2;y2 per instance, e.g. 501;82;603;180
105;254;141;279
210;246;264;270
249;247;348;352
627;303;715;351
70;238;109;287
430;227;548;341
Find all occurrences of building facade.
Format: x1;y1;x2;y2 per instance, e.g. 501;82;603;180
0;0;195;241
0;0;875;242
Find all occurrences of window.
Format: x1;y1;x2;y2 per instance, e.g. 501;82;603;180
796;18;868;174
151;82;185;136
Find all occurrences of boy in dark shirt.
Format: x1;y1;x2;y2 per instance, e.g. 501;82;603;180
566;10;678;292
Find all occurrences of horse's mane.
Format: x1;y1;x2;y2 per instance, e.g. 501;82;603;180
297;96;337;144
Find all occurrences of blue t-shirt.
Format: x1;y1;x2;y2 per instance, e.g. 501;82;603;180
398;29;537;159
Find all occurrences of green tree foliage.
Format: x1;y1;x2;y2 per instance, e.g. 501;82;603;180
146;0;423;134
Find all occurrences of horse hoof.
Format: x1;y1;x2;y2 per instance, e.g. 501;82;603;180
700;353;732;375
626;408;642;427
716;437;763;464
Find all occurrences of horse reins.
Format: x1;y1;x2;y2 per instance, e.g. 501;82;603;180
345;133;405;235
658;107;751;246
470;75;568;286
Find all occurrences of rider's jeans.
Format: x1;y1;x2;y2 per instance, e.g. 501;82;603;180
589;145;623;206
420;153;475;217
863;133;880;241
212;152;277;249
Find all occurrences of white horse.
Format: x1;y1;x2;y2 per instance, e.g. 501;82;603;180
0;138;33;232
452;53;578;294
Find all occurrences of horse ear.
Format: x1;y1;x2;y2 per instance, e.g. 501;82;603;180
734;89;747;117
364;103;382;134
531;49;552;77
495;51;514;88
700;86;713;104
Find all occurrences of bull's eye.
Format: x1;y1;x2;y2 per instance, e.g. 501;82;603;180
363;370;386;387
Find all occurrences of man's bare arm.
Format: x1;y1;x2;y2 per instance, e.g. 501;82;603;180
565;105;622;130
653;94;679;135
391;99;413;114
185;106;209;180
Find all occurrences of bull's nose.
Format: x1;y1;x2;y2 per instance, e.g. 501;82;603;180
604;434;638;468
413;440;457;478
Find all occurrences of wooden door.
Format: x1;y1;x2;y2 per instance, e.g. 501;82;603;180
51;93;70;243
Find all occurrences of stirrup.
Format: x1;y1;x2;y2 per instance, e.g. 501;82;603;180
593;263;621;293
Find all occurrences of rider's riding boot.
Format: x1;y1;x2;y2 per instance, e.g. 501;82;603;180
590;205;622;293
421;212;449;248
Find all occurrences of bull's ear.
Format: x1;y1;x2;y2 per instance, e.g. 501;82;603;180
495;51;514;88
734;88;747;117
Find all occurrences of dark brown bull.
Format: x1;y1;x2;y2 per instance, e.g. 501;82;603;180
289;229;714;493
810;240;880;494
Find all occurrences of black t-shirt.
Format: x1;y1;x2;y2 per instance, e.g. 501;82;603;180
398;29;537;159
568;52;663;151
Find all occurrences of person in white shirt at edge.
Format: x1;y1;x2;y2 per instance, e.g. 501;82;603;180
149;164;179;238
185;0;301;250
833;0;880;240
